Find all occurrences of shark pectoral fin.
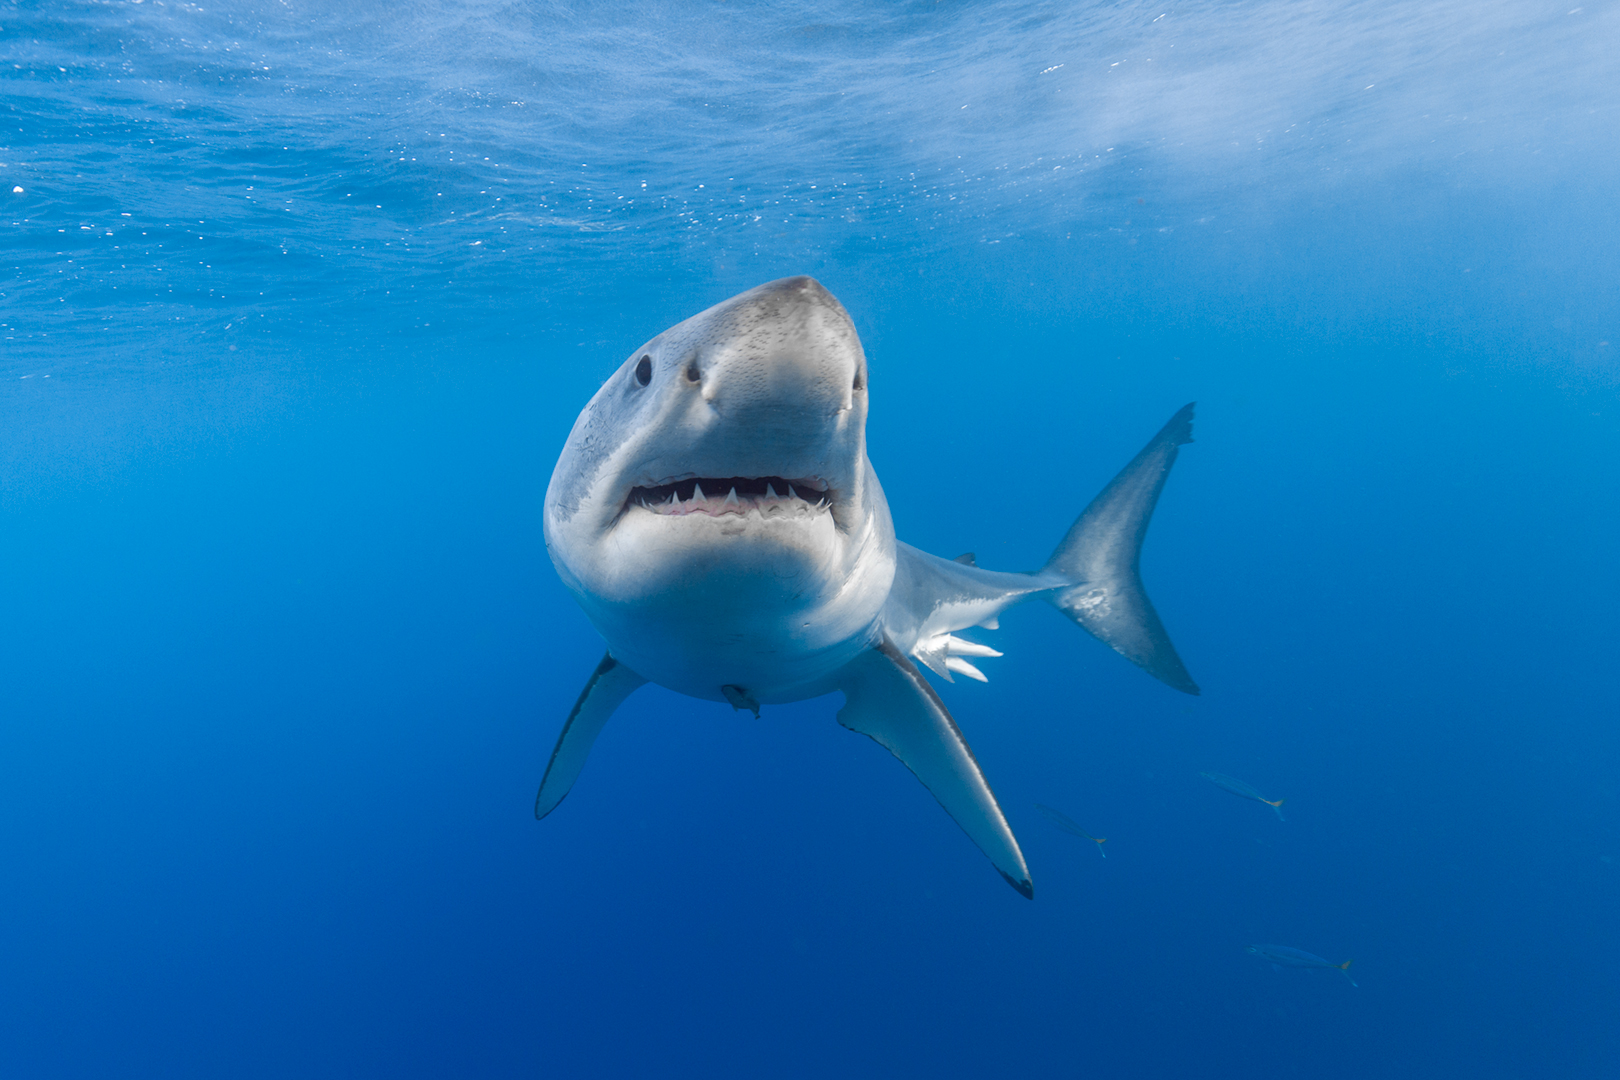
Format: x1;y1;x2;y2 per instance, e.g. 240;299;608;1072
835;636;1032;898
1044;403;1200;695
534;652;647;820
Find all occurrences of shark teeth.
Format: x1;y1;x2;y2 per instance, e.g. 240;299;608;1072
627;476;833;519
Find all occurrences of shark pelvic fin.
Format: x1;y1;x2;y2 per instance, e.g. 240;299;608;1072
836;636;1032;898
720;684;761;717
534;652;647;820
1044;403;1200;695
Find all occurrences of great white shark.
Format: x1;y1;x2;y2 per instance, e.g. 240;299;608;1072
538;276;1198;897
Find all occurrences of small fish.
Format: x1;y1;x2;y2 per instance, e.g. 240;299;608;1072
1247;944;1357;986
1201;771;1286;820
1034;803;1107;858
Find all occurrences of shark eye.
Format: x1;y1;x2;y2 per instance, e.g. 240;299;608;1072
634;355;652;386
685;362;701;384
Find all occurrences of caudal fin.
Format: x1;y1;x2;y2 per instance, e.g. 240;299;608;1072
1268;797;1286;822
1338;960;1358;987
1044;404;1199;694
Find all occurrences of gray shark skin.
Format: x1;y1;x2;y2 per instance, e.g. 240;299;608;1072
538;276;1198;897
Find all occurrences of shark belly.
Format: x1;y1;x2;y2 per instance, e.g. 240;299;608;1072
562;506;893;703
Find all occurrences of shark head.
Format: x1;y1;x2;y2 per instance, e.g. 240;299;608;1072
544;276;896;700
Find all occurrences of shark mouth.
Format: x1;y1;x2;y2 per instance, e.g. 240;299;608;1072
628;476;832;518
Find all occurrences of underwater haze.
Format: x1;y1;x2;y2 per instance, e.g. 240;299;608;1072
3;1;1618;1077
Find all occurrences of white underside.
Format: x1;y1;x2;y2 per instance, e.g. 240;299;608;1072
567;504;891;702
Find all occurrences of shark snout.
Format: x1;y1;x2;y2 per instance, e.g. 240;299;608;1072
644;276;867;485
694;276;864;422
575;276;873;531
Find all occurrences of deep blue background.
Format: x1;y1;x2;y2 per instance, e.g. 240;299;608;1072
3;2;1618;1077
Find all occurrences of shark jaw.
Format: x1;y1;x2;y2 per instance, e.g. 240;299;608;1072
584;460;888;703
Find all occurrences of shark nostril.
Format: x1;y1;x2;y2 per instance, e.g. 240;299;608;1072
635;355;652;386
685;362;701;384
853;367;865;392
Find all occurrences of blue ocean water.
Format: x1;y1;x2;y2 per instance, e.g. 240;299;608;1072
3;1;1618;1076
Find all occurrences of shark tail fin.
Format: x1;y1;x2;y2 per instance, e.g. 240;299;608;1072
1268;797;1287;821
1339;960;1358;987
1043;403;1199;694
1095;838;1107;858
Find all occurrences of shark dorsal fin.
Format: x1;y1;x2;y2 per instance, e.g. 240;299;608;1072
953;552;977;566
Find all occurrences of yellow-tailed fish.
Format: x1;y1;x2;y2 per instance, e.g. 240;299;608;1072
1246;944;1357;986
1201;771;1286;820
1034;803;1106;858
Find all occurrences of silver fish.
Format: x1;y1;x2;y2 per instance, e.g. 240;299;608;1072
1034;803;1106;858
1247;944;1357;986
1201;771;1285;820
